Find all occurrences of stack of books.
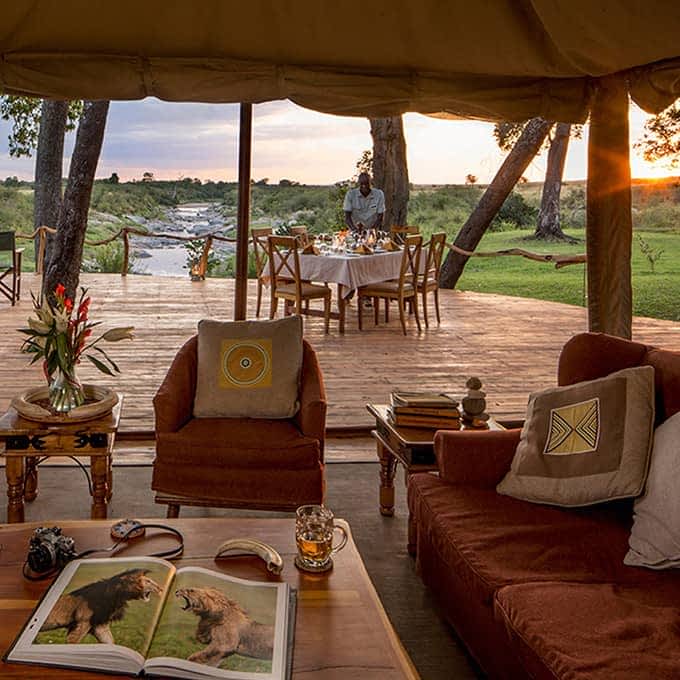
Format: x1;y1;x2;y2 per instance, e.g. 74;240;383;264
388;391;461;429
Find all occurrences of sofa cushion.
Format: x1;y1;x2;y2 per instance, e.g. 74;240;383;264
495;581;680;680
625;411;680;569
497;365;655;507
194;315;303;418
408;473;660;608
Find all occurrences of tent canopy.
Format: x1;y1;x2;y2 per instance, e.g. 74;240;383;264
1;1;679;121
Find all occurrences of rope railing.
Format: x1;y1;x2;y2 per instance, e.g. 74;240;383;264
16;225;237;277
15;225;586;280
445;242;586;269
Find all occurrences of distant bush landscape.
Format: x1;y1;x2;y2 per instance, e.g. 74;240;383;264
2;176;679;321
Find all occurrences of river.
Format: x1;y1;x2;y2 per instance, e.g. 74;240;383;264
128;202;235;276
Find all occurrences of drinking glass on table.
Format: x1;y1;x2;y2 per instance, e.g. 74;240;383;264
295;504;348;572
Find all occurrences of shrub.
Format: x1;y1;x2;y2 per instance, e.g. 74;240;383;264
81;243;138;274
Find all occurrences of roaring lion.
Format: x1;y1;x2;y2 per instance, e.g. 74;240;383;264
40;568;162;644
176;587;274;667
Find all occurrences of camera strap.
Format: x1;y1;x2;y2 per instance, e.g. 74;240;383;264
77;523;185;561
23;522;184;581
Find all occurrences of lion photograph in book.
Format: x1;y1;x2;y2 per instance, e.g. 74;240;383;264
36;565;167;650
148;572;279;674
175;587;275;667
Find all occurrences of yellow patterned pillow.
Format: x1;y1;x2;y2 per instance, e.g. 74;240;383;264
194;316;302;418
497;366;655;507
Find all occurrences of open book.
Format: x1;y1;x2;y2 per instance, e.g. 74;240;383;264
6;557;295;680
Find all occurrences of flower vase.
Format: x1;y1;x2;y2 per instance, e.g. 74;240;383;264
49;368;86;413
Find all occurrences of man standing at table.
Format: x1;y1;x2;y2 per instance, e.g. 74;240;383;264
344;172;385;233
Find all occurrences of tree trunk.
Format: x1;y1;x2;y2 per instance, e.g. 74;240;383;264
369;116;409;227
43;101;110;300
34;100;68;268
440;117;552;289
535;122;574;241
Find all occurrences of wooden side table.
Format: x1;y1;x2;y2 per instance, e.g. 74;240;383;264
367;403;505;517
0;397;122;523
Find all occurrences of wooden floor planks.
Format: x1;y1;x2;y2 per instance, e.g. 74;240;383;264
1;273;678;434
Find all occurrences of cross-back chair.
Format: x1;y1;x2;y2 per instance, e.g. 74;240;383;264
418;232;447;327
389;224;420;245
267;235;331;333
251;227;272;317
290;225;310;246
0;231;23;306
357;234;423;335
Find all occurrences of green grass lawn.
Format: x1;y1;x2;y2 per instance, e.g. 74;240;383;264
456;229;680;321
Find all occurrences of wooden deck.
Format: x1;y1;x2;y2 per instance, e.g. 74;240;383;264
1;273;678;435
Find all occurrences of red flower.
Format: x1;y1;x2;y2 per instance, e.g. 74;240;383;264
55;283;66;298
78;296;91;322
64;297;74;313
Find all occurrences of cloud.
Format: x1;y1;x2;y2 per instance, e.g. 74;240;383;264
0;97;660;185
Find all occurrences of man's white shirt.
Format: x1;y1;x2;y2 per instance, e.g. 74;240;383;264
343;187;385;228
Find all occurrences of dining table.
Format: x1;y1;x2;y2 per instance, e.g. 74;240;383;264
297;247;418;333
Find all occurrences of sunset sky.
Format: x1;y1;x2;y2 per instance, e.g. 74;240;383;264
0;99;671;186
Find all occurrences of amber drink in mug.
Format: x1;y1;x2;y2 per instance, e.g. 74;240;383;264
295;504;348;572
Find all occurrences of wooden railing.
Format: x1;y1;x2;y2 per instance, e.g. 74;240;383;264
16;226;585;279
17;225;237;277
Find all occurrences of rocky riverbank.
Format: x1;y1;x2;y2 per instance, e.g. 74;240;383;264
122;202;235;276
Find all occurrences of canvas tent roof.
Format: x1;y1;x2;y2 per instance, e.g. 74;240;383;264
1;1;680;121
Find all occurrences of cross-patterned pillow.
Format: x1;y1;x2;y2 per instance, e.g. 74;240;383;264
497;366;655;507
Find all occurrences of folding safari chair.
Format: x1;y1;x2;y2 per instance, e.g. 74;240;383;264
0;231;23;306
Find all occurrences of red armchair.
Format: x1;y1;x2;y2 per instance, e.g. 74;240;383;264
151;336;326;517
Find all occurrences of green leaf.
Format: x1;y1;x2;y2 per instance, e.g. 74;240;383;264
94;346;120;373
86;354;114;376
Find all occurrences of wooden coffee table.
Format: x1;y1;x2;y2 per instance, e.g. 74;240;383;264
367;403;505;517
0;399;122;523
0;517;418;679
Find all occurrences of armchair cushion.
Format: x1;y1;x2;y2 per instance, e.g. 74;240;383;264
497;365;655;507
153;417;323;506
194;315;303;418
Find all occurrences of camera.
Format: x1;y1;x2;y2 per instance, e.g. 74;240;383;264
27;527;77;575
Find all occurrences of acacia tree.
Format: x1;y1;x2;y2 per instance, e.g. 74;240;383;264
636;101;680;166
43;101;110;298
440;117;552;289
369;116;409;226
1;97;109;297
495;120;579;242
0;97;82;264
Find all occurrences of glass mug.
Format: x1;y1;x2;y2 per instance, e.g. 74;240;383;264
295;504;348;572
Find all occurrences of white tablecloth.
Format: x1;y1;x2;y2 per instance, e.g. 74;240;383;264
299;251;407;298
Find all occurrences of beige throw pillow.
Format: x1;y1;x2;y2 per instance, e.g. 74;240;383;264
194;315;303;418
497;366;655;507
625;411;680;569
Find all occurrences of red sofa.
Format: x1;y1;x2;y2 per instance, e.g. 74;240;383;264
407;333;680;679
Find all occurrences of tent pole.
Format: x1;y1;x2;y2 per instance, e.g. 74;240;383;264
586;74;632;339
234;102;253;321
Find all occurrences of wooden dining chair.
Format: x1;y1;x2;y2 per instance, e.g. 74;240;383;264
267;235;331;333
357;234;423;335
0;231;23;306
389;224;419;245
251;227;273;317
290;225;310;246
418;232;447;327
